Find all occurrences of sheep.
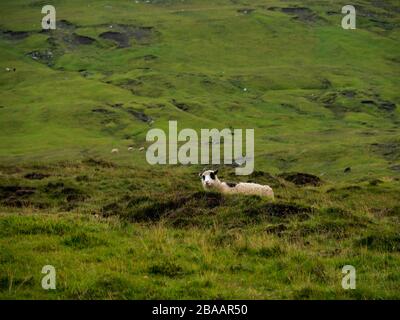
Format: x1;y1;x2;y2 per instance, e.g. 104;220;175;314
128;147;134;151
199;169;274;199
111;148;119;154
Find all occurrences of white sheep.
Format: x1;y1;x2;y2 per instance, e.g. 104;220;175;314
128;147;134;151
111;148;119;154
199;169;274;199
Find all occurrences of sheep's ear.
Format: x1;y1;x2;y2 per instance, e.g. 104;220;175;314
213;169;218;175
198;172;202;177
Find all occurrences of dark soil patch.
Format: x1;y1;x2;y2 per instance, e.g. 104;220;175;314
125;108;152;123
1;30;29;40
24;173;50;180
102;192;224;226
369;18;395;31
268;6;324;23
108;103;124;109
82;158;115;168
326;11;338;16
0;186;36;198
357;233;400;252
361;97;396;112
361;100;376;105
341;90;357;98
341;185;362;191
245;202;313;218
57;19;76;30
99;31;130;48
280;103;307;115
371;142;400;161
63;232;107;249
171;99;190;112
101;202;123;217
279;172;322;186
27;50;54;65
92;108;115;115
148;261;185;278
265;223;288;235
234;170;281;188
71;33;95;45
43;182;86;203
131;27;154;42
371;0;400;13
389;164;400;172
141;54;157;61
378;101;396;112
369;179;383;186
0;185;36;207
320;78;332;89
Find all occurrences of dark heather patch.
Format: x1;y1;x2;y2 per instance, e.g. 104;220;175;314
279;172;322;186
24;173;50;180
226;182;237;188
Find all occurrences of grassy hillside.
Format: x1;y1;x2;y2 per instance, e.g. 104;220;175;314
0;0;399;299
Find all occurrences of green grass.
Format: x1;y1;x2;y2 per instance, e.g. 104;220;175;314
0;0;399;299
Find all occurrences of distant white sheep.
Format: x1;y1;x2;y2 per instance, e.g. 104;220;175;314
111;148;119;154
199;169;274;199
128;147;134;151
